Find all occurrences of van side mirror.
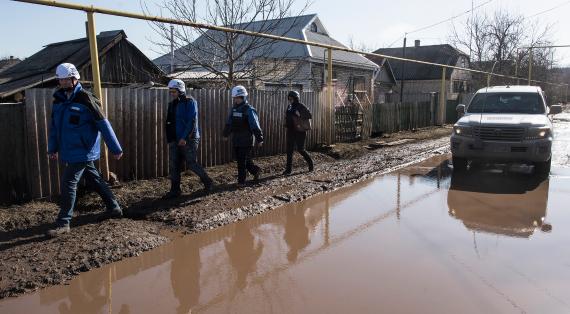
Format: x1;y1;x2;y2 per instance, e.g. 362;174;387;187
456;104;466;115
549;105;562;115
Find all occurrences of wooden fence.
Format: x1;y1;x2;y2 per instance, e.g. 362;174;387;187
372;101;434;134
0;103;28;203
11;87;334;201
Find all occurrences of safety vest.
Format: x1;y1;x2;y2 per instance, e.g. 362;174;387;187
231;104;250;132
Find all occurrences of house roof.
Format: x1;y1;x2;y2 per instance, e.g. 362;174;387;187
154;14;378;73
0;58;21;74
365;55;397;84
374;44;468;80
0;30;127;98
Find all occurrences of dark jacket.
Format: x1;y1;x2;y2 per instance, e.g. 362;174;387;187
223;101;264;147
166;94;200;143
285;101;312;131
48;83;122;163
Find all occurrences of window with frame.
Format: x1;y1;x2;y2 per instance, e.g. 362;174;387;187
452;80;465;93
310;22;318;33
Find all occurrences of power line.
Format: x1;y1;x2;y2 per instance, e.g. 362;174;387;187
406;0;494;35
525;0;570;19
386;0;493;47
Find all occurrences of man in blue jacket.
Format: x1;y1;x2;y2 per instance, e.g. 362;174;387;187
163;79;213;199
223;86;264;186
47;63;124;237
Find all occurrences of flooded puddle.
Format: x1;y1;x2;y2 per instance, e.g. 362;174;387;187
2;155;570;313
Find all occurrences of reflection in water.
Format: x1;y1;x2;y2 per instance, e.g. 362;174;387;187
56;272;108;314
170;237;201;314
225;223;264;290
3;155;570;314
448;171;551;238
284;204;310;262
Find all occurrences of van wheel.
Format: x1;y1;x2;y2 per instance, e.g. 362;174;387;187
452;156;468;172
534;159;551;176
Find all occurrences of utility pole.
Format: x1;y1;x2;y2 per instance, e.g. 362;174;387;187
528;48;533;85
399;34;407;103
170;25;174;74
468;0;473;62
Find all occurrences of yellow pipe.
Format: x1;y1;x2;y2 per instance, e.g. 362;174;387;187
11;0;567;87
87;11;109;179
86;12;102;99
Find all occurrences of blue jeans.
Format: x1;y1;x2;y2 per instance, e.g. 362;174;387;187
169;139;211;191
57;161;120;227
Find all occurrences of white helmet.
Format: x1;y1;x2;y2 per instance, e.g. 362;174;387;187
231;85;248;98
167;79;186;93
55;63;80;80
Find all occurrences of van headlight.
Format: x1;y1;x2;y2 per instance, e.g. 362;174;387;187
526;127;551;140
453;125;473;137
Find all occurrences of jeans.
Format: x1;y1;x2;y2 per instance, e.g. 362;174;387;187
234;146;260;184
285;131;313;172
57;161;120;227
169;139;212;191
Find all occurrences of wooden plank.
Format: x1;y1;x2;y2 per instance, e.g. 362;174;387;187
211;88;220;166
36;89;51;198
132;88;140;180
100;89;110;181
151;89;158;178
44;89;60;197
144;89;152;179
205;88;212;167
26;89;42;198
162;89;169;176
106;89;116;177
156;89;165;177
222;89;231;164
122;88;132;180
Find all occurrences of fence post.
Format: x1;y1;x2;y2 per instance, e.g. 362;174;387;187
429;92;436;125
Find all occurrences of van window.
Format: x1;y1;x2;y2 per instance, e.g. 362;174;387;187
467;93;545;114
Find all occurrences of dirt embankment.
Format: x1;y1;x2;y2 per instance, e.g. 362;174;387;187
0;127;451;299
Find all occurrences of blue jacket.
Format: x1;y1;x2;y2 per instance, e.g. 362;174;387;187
223;101;264;147
48;83;122;163
166;95;200;142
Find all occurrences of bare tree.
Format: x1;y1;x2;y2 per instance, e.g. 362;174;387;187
144;0;311;89
347;35;376;53
449;9;556;87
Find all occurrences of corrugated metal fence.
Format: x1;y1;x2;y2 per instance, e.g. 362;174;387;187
17;87;334;200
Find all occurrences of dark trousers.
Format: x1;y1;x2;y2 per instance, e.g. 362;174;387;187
286;131;314;172
234;146;260;184
57;161;120;227
169;139;212;191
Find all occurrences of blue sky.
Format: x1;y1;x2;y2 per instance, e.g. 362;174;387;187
1;0;569;66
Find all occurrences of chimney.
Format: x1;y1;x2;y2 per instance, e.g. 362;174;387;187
9;56;14;60
414;40;420;47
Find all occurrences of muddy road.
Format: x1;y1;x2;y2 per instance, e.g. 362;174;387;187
1;113;569;313
0;127;451;299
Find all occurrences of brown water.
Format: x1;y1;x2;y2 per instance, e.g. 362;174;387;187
2;114;570;313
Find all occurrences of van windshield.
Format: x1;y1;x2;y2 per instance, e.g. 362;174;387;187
467;92;545;114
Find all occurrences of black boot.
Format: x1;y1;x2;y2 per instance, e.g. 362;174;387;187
203;178;214;192
162;189;181;200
